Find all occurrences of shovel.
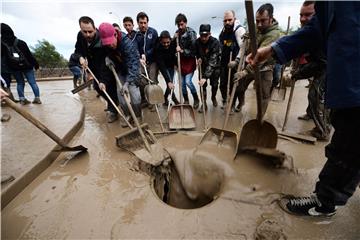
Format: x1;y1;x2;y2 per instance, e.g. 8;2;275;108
168;37;196;130
226;51;233;108
141;64;176;135
107;63;170;166
197;38;248;160
3;97;87;152
197;61;208;131
238;0;278;150
271;16;291;102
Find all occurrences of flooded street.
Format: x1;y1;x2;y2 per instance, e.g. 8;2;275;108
1;78;360;239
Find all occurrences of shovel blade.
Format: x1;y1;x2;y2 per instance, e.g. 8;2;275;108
145;85;165;104
54;145;88;152
199;127;239;160
271;88;287;101
115;123;156;150
168;105;196;129
239;120;278;150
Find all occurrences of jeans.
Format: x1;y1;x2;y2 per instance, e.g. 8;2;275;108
69;66;82;79
163;68;177;102
13;68;40;99
116;74;142;118
181;72;197;101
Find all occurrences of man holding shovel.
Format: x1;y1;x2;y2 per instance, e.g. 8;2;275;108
98;23;142;126
291;1;330;141
73;16;119;123
154;30;179;106
219;10;246;111
233;3;281;116
174;13;199;109
134;12;159;109
194;24;221;112
248;1;360;217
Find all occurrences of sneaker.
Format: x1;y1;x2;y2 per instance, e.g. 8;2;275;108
119;115;130;128
32;97;42;104
163;101;169;108
211;97;218;107
198;104;208;113
193;99;200;109
310;128;330;141
19;98;31;105
298;114;311;121
106;111;118;123
234;103;242;112
279;194;336;217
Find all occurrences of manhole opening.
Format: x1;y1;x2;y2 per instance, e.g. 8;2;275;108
152;161;220;209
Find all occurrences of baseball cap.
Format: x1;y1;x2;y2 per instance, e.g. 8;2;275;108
199;24;211;35
99;22;116;45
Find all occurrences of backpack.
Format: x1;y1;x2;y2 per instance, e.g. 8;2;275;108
2;38;32;71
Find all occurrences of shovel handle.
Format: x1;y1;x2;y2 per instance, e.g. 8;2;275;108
245;0;264;122
108;64;152;152
198;61;207;130
176;36;184;128
86;66;132;128
226;51;233;107
4;97;68;148
282;78;296;131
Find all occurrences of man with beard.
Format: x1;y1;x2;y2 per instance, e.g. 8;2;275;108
72;16;119;123
233;3;282;116
219;10;246;111
154;30;179;106
292;1;331;141
194;24;221;112
174;13;199;109
135;12;159;108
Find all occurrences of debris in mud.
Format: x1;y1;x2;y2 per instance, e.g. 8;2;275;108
1;174;15;184
254;219;287;240
1;113;11;122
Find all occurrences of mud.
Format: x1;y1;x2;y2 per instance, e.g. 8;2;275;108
2;79;360;239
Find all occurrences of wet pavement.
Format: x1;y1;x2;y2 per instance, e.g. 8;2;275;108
1;77;359;239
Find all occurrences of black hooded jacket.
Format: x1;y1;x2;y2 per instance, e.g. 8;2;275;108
1;23;39;72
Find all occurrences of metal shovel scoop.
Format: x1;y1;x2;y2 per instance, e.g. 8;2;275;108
239;0;278;150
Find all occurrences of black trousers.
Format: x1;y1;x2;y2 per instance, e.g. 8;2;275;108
201;69;220;99
315;107;360;208
93;79;118;114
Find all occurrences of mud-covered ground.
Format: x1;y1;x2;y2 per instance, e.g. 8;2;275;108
1;78;360;239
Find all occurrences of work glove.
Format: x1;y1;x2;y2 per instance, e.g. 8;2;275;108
228;59;239;69
122;82;129;95
233;70;248;83
105;57;115;69
198;78;206;86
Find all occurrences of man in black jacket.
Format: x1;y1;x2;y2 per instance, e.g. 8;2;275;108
72;16;118;123
154;30;179;106
194;24;221;112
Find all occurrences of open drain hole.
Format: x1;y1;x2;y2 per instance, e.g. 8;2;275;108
152;161;220;209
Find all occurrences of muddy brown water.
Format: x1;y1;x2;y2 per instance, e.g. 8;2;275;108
1;79;360;239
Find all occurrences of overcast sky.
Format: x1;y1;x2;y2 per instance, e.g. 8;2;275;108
2;0;303;60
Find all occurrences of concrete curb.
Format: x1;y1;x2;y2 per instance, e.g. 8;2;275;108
1;104;85;209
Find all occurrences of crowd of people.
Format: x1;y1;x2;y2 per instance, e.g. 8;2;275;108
2;0;359;219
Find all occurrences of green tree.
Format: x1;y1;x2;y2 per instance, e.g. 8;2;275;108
31;39;68;69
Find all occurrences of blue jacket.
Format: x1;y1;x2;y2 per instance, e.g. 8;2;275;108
272;1;360;109
101;30;140;84
134;26;158;64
